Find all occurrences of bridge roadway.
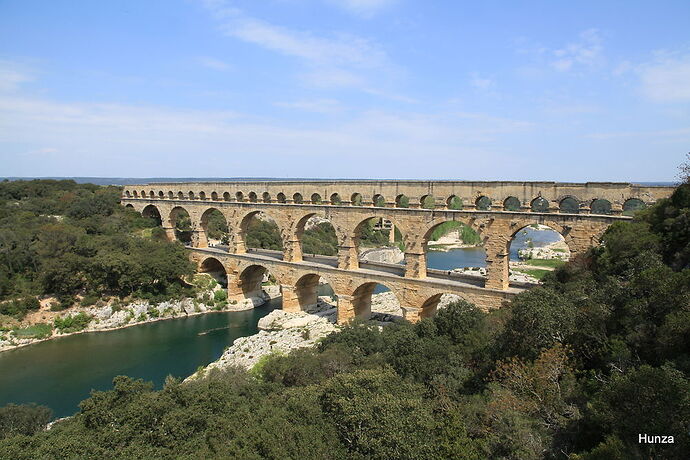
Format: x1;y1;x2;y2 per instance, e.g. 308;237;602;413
188;246;529;323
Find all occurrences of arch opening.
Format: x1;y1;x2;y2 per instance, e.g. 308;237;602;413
238;264;280;304
395;194;410;208
294;273;337;313
623;198;646;216
293;193;303;204
590;199;612;215
169;207;193;245
276;193;287;203
531;197;550;213
422;220;485;278
559;197;579;214
351;282;401;320
475;196;491;210
420;195;435;209
248;192;258;203
447;195;463;210
311;193;322;204
330;193;341;205
142;204;163;227
149;191;155;199
262;192;271;203
508;224;571;284
188;191;195;200
223;192;231;202
354;217;405;270
504;196;521;211
199;257;227;289
158;191;164;199
372;194;385;207
236;191;244;202
297;214;338;257
241;211;283;252
198;191;206;201
351;193;363;206
420;293;465;319
211;191;218;201
201;208;229;247
177;191;184;200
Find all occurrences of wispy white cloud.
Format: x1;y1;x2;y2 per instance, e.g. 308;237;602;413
0;60;35;92
276;98;343;113
551;29;603;72
199;0;404;97
325;0;397;18
637;51;690;103
198;56;231;71
469;72;493;90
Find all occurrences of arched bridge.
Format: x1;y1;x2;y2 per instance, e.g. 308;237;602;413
121;180;673;322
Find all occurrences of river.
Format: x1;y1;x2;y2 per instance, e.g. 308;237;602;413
0;227;562;418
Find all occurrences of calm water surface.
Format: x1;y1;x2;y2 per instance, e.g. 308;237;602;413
0;300;280;418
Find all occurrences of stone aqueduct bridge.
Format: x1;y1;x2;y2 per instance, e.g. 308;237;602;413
121;180;673;322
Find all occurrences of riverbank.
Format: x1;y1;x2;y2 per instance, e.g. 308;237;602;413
0;284;279;353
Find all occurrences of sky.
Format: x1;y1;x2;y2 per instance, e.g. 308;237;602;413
0;0;689;181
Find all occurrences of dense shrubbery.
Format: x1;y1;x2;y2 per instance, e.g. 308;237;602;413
0;181;688;458
245;219;283;250
53;312;93;333
0;180;194;318
302;222;338;256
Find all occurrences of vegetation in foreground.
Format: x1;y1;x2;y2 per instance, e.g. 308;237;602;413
1;181;688;459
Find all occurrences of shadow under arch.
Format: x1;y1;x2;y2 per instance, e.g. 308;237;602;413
350;281;400;319
168;206;193;244
237;264;280;302
142;204;163;226
294;273;336;312
419;293;466;319
199;256;228;288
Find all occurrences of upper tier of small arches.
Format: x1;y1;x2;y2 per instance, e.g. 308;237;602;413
123;187;654;216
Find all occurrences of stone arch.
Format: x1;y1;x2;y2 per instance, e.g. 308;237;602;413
395;194;410;208
508;223;571;281
168;206;193;244
125;190;131;197
421;219;484;274
177;191;184;200
236;191;244;202
420;194;435;209
149;190;155;199
447;195;463;210
372;194;385;207
188;191;195;200
158;191;164;199
349;282;399;319
295;212;338;257
223;192;231;201
276;192;287;203
262;192;271;203
199;191;206;201
211;191;219;201
311;193;322;204
531;196;549;213
559;197;579;214
420;293;465;319
238;210;284;253
199;256;227;288
293;273;334;311
142;204;163;226
200;207;229;247
237;264;279;300
623;198;646;215
124;203;134;209
475;195;491;210
352;216;406;269
330;193;341;205
590;199;612;215
168;191;174;199
293;193;303;204
351;193;363;206
133;191;139;198
140;190;146;197
504;196;521;211
248;191;258;203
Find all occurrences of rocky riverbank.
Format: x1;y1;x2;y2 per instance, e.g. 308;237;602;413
188;291;462;377
0;282;282;353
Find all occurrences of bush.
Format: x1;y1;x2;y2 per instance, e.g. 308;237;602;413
53;312;92;333
213;290;227;302
13;323;52;339
0;403;52;439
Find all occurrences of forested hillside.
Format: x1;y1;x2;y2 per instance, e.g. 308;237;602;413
0;180;194;319
1;181;688;459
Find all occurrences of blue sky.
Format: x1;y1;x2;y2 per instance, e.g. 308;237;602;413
1;0;689;181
